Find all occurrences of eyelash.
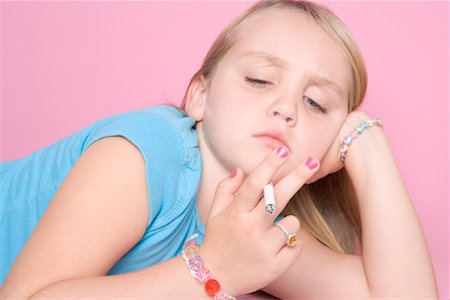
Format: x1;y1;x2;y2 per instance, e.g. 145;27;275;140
244;76;328;114
245;76;270;87
305;97;327;113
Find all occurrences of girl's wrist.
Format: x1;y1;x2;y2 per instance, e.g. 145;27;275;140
338;118;383;162
343;124;392;177
185;236;237;299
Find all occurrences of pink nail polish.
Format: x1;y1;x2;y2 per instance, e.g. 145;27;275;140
306;157;318;169
230;169;238;178
277;147;289;158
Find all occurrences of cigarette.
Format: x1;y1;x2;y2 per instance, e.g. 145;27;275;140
264;183;276;215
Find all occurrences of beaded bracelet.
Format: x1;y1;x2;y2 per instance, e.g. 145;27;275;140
181;233;236;300
338;118;383;162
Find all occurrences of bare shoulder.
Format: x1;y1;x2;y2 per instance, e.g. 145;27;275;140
263;227;370;299
1;136;149;297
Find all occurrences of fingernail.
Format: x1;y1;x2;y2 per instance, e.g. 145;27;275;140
277;147;289;158
306;157;318;169
230;169;238;178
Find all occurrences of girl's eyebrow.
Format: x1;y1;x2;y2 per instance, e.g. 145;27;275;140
310;76;344;97
238;50;288;68
238;50;344;97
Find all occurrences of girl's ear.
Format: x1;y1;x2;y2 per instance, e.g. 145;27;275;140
184;75;209;121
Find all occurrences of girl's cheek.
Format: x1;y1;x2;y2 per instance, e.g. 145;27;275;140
308;138;333;162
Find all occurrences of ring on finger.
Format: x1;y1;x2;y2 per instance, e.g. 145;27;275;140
274;222;297;247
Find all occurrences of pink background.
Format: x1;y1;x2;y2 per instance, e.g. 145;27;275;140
1;1;448;298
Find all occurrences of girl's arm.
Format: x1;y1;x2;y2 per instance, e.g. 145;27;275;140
31;256;209;298
0;137;207;298
263;120;438;299
2;136;314;299
344;125;437;297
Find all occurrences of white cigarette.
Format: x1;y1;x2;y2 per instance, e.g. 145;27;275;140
264;183;276;215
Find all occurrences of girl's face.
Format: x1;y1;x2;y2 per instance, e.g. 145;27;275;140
196;9;351;182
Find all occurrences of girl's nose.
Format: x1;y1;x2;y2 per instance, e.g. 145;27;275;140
269;103;297;126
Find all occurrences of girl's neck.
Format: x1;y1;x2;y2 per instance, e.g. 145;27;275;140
195;122;230;225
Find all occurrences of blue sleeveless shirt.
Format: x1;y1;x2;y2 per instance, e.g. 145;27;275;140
0;105;206;285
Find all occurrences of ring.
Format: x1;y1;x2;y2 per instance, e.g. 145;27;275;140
274;222;297;247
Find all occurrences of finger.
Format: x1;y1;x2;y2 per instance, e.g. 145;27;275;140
305;151;337;184
269;215;301;253
276;233;303;272
234;146;290;212
306;134;341;184
305;169;325;184
272;217;303;273
208;168;245;220
256;156;320;222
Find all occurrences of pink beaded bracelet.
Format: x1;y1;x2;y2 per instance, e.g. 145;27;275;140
338;118;383;162
181;234;236;300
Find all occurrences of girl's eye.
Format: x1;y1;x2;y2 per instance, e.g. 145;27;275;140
305;97;327;113
245;76;271;88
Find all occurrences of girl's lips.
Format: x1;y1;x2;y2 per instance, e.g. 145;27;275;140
255;135;289;151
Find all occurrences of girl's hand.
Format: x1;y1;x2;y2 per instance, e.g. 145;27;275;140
199;148;320;296
306;111;374;184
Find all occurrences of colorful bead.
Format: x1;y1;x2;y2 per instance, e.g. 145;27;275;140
339;144;348;153
184;245;198;259
197;267;212;283
355;125;364;134
362;121;369;130
188;254;204;271
214;290;229;300
376;118;383;127
205;279;221;296
343;136;353;146
184;239;199;249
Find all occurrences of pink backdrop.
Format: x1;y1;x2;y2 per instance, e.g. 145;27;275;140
1;1;448;298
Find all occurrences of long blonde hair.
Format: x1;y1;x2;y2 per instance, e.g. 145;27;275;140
181;0;367;254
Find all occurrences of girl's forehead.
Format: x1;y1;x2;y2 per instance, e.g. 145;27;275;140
228;13;349;70
237;8;315;38
230;10;336;59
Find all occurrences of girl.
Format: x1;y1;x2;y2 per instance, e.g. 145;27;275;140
0;0;438;299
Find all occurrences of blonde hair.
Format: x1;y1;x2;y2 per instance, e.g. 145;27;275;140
181;0;367;254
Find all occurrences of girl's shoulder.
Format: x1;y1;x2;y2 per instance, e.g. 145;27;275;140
83;104;202;228
84;105;197;150
80;105;199;169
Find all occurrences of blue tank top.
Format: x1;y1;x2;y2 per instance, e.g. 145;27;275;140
0;105;206;285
